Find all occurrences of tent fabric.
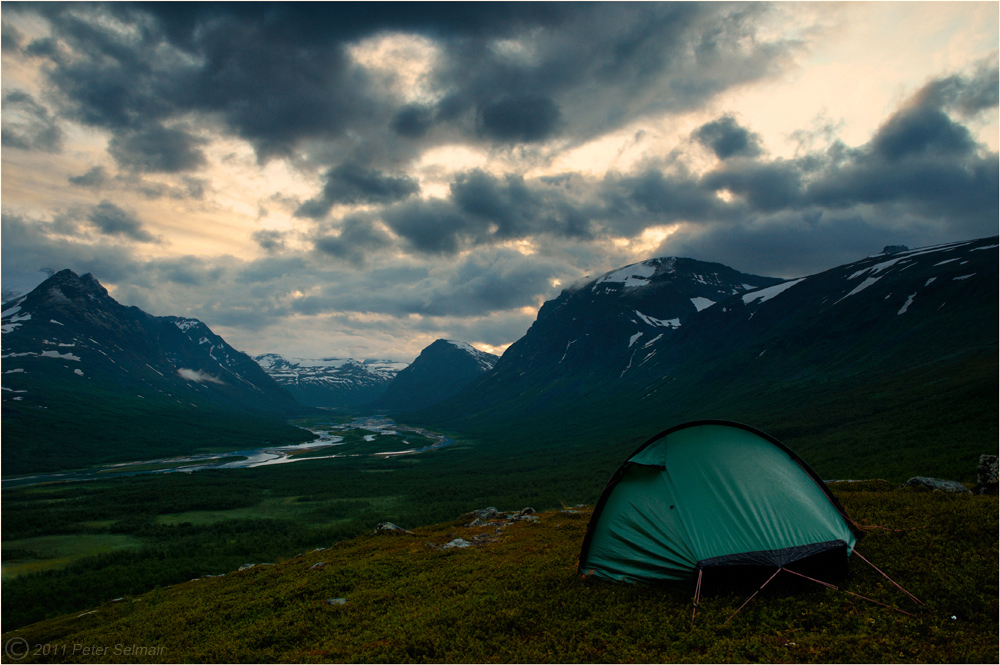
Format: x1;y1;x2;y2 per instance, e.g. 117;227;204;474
578;420;857;584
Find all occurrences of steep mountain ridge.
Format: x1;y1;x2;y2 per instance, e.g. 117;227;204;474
1;270;296;413
375;339;498;412
417;237;998;480
1;270;308;473
449;257;782;413
254;353;408;408
489;257;782;383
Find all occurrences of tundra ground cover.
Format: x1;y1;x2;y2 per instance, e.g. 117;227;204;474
2;484;996;664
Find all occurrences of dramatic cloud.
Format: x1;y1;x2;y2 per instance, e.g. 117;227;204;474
252;230;288;254
1;90;62;152
108;125;207;173
1;2;996;360
1;21;23;52
86;202;159;243
68;166;108;188
694;115;764;159
296;164;420;219
477;95;562;143
312;215;395;265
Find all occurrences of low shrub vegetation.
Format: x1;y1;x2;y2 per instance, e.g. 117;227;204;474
3;487;996;663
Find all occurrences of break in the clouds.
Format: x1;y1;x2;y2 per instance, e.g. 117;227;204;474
2;2;997;360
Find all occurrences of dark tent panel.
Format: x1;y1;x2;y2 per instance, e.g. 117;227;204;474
578;421;857;585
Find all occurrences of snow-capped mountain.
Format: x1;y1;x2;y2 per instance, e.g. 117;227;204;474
253;353;408;408
1;270;305;473
1;270;295;412
422;237;997;481
482;256;783;387
668;237;1000;382
374;339;498;412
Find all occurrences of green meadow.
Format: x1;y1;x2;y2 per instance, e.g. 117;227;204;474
2;535;141;580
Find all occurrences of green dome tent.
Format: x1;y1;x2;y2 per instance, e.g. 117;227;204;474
578;421;858;586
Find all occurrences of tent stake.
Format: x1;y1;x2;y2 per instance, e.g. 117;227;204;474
723;568;781;626
851;548;925;606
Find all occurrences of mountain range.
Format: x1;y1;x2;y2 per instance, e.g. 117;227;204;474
250;341;497;410
2;236;997;479
416;237;998;481
252;353;408;408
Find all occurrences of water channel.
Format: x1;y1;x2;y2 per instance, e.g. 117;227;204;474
1;417;454;489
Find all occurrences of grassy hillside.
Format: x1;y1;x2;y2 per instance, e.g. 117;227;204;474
2;484;996;663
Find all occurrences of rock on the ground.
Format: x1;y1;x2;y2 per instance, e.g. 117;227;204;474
372;522;413;535
903;476;971;493
470;507;499;520
442;538;472;549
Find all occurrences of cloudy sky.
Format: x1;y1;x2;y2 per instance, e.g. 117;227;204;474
2;2;997;361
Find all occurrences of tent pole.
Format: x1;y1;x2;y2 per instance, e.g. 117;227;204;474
723;567;781;626
851;548;925;606
691;568;703;627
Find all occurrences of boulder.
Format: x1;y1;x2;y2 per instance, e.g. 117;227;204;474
975;455;999;495
442;538;472;550
372;522;413;535
468;518;499;527
903;476;971;493
470;507;499;520
326;598;347;606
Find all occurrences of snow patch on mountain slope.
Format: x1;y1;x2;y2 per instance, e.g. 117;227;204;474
898;293;917;315
9;350;84;361
690;297;716;312
595;261;659;289
742;279;805;305
635;310;681;328
445;340;498;371
838;276;882;302
446;340;477;354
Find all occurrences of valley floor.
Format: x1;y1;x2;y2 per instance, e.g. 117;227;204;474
2;483;996;664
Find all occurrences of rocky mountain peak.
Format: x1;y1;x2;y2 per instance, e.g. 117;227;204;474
374;339;498;412
32;269;112;310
